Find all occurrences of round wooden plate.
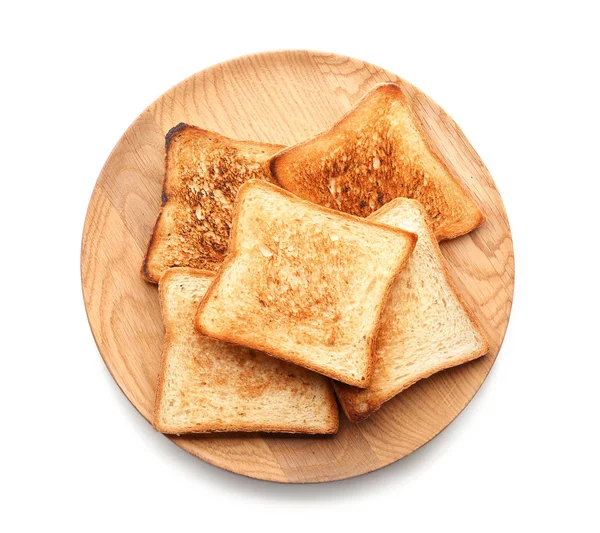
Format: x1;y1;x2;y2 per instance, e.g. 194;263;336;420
81;50;514;483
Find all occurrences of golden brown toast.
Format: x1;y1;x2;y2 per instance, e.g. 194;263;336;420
154;268;339;434
270;83;485;241
141;124;284;283
194;180;417;388
333;199;488;422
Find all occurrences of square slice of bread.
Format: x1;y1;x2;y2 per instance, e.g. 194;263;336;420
141;124;285;283
194;180;417;387
270;83;485;241
333;199;489;422
154;268;339;434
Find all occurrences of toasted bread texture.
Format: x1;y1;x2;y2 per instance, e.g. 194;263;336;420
270;83;485;241
154;268;338;434
194;180;417;388
141;124;284;283
333;199;489;422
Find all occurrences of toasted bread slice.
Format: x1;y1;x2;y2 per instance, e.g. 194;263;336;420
333;199;489;422
154;268;338;434
270;83;485;241
141;124;284;283
194;180;417;387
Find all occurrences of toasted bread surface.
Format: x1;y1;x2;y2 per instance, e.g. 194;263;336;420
333;199;489;422
142;124;284;282
270;83;485;240
194;180;417;387
154;268;338;434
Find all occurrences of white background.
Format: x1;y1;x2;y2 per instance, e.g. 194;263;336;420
2;1;598;531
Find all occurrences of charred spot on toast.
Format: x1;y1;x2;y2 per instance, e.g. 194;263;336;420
140;255;154;282
165;122;189;148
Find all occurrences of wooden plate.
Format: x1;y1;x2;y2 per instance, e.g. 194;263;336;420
81;50;514;483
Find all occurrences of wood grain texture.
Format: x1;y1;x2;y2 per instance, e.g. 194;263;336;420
81;50;514;483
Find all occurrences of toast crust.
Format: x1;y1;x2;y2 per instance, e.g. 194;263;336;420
154;267;339;434
270;83;485;241
194;180;417;388
333;198;489;422
141;124;285;283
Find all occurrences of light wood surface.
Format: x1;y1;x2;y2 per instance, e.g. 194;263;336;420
81;50;514;483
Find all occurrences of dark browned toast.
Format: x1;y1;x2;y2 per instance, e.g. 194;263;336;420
141;124;284;282
270;83;485;241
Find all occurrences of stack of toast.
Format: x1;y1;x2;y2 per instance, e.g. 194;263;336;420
142;83;488;435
